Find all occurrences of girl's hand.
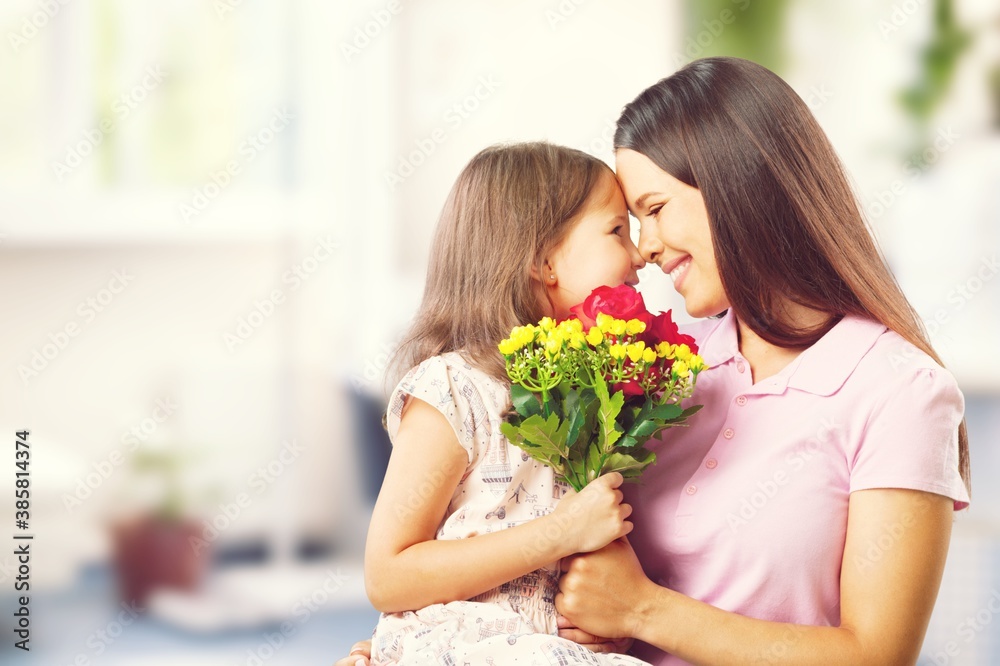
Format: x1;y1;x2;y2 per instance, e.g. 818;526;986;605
557;615;635;654
551;471;633;554
555;537;651;639
332;640;371;666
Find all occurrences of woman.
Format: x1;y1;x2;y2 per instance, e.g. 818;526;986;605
338;56;970;665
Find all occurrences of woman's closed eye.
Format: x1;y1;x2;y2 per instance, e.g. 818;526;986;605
648;204;663;218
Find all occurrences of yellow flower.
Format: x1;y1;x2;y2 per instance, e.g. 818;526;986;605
539;317;556;332
596;313;614;333
498;339;516;355
561;319;583;334
674;343;692;362
611;319;627;336
545;337;562;358
673;360;690;379
586;327;604;346
568;331;586;349
689;354;706;373
642;348;657;363
655;342;674;358
625;319;646;335
609;343;627;360
626;342;646;363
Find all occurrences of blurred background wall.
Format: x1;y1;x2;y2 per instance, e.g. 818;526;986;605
0;0;997;664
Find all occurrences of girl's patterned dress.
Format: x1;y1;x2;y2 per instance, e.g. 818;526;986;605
371;352;650;666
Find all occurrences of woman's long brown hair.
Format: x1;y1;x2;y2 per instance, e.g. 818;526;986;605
388;142;611;387
614;56;970;493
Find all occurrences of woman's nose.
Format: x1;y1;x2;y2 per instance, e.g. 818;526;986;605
637;225;662;266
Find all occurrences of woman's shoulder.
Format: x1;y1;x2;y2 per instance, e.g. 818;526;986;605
859;325;957;385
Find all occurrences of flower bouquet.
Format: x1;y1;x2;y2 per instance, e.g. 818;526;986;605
498;285;705;491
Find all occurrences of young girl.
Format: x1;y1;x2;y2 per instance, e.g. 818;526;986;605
365;142;651;665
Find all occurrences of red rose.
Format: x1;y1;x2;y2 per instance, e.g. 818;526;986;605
613;378;645;397
569;285;653;330
645;310;699;354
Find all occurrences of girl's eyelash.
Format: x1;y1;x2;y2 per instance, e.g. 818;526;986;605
649;205;663;217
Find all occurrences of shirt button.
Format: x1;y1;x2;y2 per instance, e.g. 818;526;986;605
685;484;697;495
705;458;718;469
736;361;746;373
736;395;747;406
723;428;735;439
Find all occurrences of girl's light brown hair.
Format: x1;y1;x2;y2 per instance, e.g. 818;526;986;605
388;142;611;386
614;56;970;493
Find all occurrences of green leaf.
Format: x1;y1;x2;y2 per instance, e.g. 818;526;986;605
500;422;525;446
517;413;570;458
617;434;640;449
564;388;584;447
602;449;655;478
679;404;704;419
627;417;661;439
648;403;683;421
586;441;604;484
511;384;543;418
593;380;624;453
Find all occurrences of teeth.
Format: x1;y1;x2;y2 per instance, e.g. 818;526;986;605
669;258;691;282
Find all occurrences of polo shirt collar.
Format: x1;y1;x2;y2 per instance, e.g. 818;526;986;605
699;308;887;396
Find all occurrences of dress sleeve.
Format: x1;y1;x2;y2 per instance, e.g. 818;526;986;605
385;355;477;464
848;365;969;510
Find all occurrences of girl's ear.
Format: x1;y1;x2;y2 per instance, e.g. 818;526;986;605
529;259;557;318
529;258;557;286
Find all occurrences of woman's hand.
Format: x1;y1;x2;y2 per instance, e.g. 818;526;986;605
555;536;653;639
550;472;633;554
557;615;635;654
332;639;371;666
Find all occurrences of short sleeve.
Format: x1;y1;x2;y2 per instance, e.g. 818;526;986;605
849;366;969;511
385;355;477;464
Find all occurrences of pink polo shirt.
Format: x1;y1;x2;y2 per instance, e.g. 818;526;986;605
625;309;970;665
